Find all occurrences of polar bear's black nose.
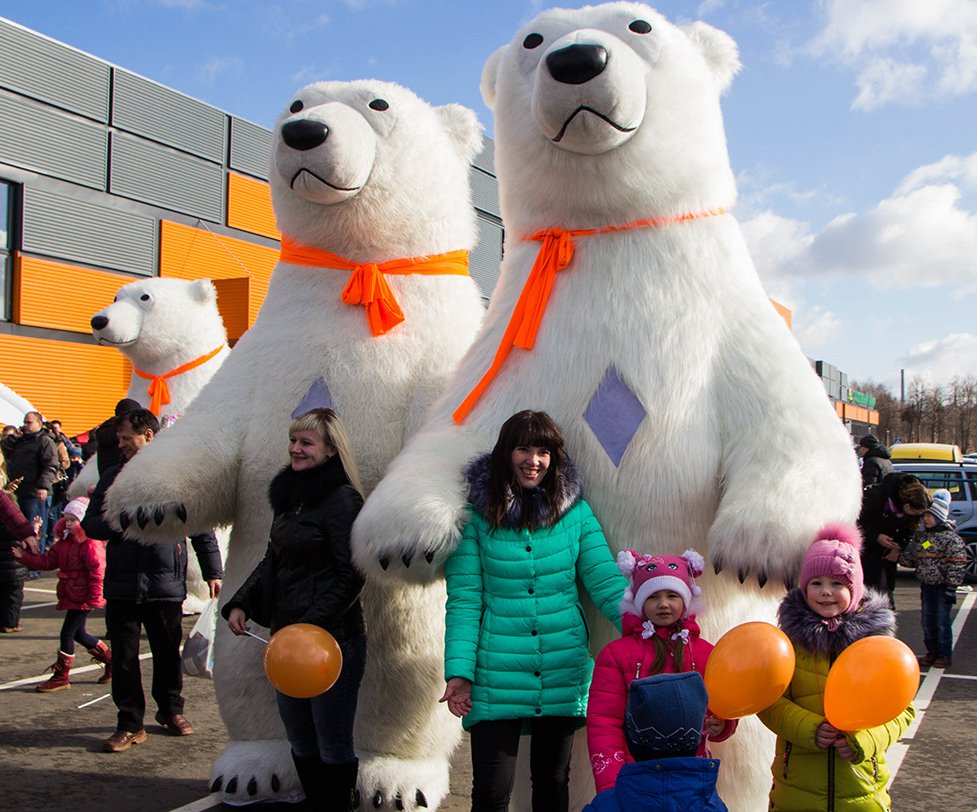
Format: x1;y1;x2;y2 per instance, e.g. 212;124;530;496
282;119;329;151
546;44;608;85
91;315;108;330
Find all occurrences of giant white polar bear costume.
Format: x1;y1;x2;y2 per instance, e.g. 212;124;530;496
353;5;862;810
73;277;231;613
102;81;486;807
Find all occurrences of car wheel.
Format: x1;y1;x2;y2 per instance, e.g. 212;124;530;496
965;537;977;584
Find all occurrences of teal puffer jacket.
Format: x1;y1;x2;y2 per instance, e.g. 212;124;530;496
444;456;626;731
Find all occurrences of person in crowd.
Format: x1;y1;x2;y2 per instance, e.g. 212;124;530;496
900;489;968;669
90;398;142;476
224;408;366;810
1;410;59;550
43;420;75;549
758;524;914;811
586;549;736;793
13;497;112;690
440;410;627;812
83;408;222;753
582;671;727;812
858;434;893;488
857;471;931;609
0;489;39;633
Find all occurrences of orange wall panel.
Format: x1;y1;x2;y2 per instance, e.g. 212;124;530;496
0;333;131;435
158;220;279;325
14;253;134;334
227;173;279;241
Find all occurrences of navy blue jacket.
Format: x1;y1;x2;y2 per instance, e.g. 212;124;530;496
582;758;727;812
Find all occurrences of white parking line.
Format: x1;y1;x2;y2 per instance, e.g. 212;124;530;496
20;602;58;610
23;586;57;594
167;793;221;812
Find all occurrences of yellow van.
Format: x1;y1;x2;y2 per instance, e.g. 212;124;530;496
889;442;962;462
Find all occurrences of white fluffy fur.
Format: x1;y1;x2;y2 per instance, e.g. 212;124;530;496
71;277;231;612
101;81;486;808
353;6;862;811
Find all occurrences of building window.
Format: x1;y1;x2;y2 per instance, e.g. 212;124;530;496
0;180;14;321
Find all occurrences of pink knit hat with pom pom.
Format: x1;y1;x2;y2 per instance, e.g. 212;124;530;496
799;523;864;611
617;549;705;619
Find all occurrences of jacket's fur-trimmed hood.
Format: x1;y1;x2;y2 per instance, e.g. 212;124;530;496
778;587;895;658
268;455;351;515
463;451;581;528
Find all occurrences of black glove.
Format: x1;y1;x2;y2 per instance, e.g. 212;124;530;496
944;587;958;606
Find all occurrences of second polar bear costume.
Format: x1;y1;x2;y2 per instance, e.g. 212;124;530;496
102;81;486;808
353;4;862;811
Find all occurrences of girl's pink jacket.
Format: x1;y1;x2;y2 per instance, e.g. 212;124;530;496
19;518;105;610
586;613;737;791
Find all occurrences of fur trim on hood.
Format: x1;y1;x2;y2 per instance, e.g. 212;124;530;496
778;587;895;659
268;455;351;515
463;451;581;529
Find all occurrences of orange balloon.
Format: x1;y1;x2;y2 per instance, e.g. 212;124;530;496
824;635;918;731
263;623;343;699
704;622;795;719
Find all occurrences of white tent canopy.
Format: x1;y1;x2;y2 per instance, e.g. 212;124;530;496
0;381;36;429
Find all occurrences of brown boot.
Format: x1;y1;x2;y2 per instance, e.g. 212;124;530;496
88;640;112;684
36;651;73;693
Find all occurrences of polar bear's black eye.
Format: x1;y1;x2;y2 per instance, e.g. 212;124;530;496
629;20;652;34
140;294;151;302
369;99;389;112
289;100;304;113
523;33;544;49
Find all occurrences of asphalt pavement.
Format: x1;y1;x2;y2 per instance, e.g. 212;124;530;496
1;570;974;811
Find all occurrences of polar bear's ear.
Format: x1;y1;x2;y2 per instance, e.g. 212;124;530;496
189;279;217;304
682;21;741;93
437;104;484;164
480;45;505;111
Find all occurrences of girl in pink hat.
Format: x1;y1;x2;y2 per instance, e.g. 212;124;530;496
586;548;736;793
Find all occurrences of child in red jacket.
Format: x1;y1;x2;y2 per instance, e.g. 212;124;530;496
13;497;111;692
586;549;736;792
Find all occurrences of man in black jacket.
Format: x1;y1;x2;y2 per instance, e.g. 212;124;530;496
1;411;59;546
83;409;222;753
858;434;893;488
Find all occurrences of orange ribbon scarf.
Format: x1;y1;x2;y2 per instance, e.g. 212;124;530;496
452;208;727;424
134;344;226;416
279;236;470;337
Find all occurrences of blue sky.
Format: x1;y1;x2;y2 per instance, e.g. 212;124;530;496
2;0;976;394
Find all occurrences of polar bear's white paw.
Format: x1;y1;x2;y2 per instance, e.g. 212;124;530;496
210;740;303;806
357;752;450;811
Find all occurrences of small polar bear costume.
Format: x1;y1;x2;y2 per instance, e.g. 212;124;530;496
72;277;230;613
352;5;862;811
102;81;486;807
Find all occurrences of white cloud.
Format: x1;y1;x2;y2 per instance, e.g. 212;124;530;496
896;152;977;194
794;306;843;353
810;0;977;109
195;56;243;87
740;210;813;287
900;332;977;383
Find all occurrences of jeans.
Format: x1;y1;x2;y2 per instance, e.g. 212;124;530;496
468;716;579;812
59;608;100;654
105;599;185;732
920;583;954;659
276;634;366;764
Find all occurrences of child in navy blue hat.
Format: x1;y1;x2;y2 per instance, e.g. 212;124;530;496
583;671;727;811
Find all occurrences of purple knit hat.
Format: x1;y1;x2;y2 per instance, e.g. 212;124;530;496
799;523;864;610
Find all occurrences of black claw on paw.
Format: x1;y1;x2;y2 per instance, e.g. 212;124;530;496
176;503;188;523
378;556;390;571
210;776;223;793
713;561;722;576
784;575;795;591
120;511;131;531
416;790;428;808
758;571;768;588
737;569;746;584
402;551;414;568
395;795;404;811
353;789;361;809
136;507;149;530
373;791;383;808
226;776;238;794
247;777;257;797
271;773;280;792
424;550;435;564
154;506;165;526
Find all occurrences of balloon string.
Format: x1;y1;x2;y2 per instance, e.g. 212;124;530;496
846;762;888;810
244;629;269;644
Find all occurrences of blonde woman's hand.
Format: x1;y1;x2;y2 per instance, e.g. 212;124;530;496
226;607;249;635
439;676;472;718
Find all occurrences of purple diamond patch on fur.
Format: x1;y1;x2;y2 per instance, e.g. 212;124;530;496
292;377;333;418
584;366;646;466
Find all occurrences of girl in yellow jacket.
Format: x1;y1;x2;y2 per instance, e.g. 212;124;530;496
758;524;914;811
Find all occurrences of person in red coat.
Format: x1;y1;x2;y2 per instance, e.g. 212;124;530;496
14;497;112;691
586;549;736;793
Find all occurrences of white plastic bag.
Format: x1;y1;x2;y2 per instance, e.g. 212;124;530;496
181;597;218;679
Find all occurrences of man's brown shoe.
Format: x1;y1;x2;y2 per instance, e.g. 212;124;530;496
102;729;148;752
932;657;952;669
155;711;194;736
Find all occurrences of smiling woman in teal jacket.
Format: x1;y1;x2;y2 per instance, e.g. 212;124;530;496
440;410;627;812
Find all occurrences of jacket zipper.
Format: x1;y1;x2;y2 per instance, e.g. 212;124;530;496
827;745;835;811
782;741;791;780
